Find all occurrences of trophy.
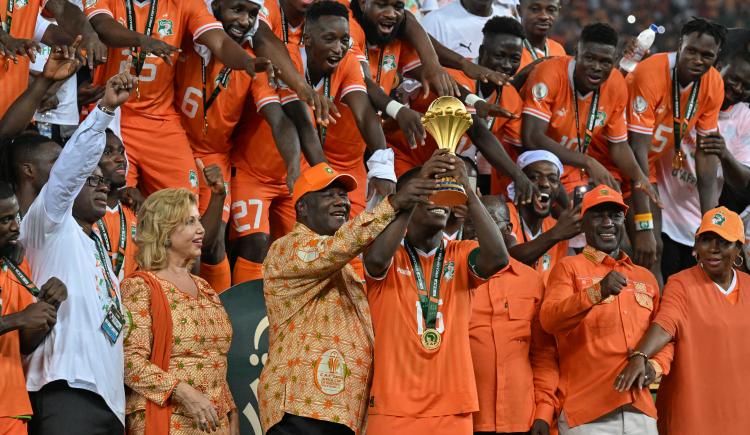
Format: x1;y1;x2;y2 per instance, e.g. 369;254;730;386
421;96;473;206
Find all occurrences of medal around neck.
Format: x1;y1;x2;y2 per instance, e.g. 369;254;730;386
421;96;473;207
421;328;442;351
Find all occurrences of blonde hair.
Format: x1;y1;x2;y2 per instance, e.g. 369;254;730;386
135;188;198;271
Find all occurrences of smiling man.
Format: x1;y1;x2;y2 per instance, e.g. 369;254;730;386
626;17;726;284
540;186;661;435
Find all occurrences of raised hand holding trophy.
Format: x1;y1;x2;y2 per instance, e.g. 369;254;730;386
421;96;474;207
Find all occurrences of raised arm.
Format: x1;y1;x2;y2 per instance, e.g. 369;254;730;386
42;72;133;223
196;29;271;78
44;0;108;68
282;100;327;166
260;102;302;192
509;203;581;266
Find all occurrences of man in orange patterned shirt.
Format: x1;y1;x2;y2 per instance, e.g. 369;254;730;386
260;162;437;434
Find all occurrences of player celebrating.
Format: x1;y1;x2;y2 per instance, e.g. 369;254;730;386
627;17;725;282
363;151;509;435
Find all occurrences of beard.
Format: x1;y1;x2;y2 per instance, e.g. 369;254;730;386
350;0;404;46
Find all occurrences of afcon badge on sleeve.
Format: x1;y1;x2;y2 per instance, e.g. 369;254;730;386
633;95;648;114
532;82;548;100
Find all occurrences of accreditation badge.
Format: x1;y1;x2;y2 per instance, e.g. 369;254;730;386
101;302;125;344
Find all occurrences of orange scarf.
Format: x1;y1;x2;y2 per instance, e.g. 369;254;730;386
131;271;174;435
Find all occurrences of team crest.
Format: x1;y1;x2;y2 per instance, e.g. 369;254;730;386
443;261;455;281
189;169;199;188
14;0;28;8
314;349;346;395
633;95;648;114
532;82;548;100
541;254;551;271
594;111;607;127
382;54;397;72
157;19;173;37
84;0;97;8
130;224;137;239
711;212;726;225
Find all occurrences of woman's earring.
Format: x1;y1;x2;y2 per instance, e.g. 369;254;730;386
165;238;172;247
734;256;744;268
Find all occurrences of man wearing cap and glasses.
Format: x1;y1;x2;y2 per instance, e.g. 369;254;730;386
259;161;439;434
540;186;668;435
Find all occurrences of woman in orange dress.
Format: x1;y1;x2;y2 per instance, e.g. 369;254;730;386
614;206;750;434
121;188;237;434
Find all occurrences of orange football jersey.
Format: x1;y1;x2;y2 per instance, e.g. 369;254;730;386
519;37;566;70
96;203;138;281
0;0;44;117
522;55;628;191
85;0;223;117
259;0;303;46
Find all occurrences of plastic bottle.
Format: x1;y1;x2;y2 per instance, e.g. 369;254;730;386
620;24;658;73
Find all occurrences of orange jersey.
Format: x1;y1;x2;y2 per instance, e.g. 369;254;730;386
0;259;36;418
507;202;568;283
626;52;723;167
175;46;262;155
259;0;303;46
540;246;660;427
523;56;628;191
0;0;44;117
96;203;138;281
470;259;558;431
519;37;566;70
365;240;485;417
85;0;223;117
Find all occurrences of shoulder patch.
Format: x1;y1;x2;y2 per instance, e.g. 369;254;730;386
532;82;548;100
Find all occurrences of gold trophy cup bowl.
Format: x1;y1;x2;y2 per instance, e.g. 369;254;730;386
421;96;474;207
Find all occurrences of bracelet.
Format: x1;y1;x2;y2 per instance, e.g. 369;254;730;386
634;213;654;231
465;93;485;107
628;350;649;361
97;102;116;116
385;100;405;119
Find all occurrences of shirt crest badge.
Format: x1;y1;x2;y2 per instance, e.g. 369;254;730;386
443;260;455;281
382;54;397;72
711;212;726;225
157;19;174;37
532;82;548;100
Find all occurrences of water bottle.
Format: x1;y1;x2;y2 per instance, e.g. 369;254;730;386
620;24;658;73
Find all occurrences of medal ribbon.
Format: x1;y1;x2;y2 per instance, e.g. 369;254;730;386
572;82;600;156
364;47;385;86
201;58;231;133
523;39;547;61
404;240;445;329
306;70;330;146
279;0;304;45
477;81;503;131
3;257;40;297
671;64;701;160
96;204;128;277
125;0;159;79
3;0;13;34
89;232;121;312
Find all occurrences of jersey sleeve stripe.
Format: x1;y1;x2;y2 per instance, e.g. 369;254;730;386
628;125;653;135
193;23;225;41
502;135;523;146
86;9;114;19
401;60;422;73
340;85;367;98
522;108;551;122
255;96;281;112
696;127;718;136
280;94;300;105
604;133;628;143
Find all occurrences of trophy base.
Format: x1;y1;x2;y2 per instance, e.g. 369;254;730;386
429;178;467;207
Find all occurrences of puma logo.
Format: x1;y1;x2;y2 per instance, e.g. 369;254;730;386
459;42;472;52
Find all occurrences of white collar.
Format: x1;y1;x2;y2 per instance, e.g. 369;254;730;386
714;268;738;296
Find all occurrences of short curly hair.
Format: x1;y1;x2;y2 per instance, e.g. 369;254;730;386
135;188;198;271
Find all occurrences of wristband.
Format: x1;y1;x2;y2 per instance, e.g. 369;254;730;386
97;102;116;116
366;148;397;182
634;213;654;231
464;93;485;107
385;100;405;119
628;350;649;361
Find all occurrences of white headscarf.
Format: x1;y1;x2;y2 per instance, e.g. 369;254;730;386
507;150;564;201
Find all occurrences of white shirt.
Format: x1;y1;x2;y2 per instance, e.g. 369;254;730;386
21;108;125;424
421;0;516;62
659;102;750;247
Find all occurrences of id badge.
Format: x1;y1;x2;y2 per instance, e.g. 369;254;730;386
101;302;124;344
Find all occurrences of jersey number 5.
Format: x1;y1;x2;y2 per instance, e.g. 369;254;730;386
651;124;673;153
118;49;157;82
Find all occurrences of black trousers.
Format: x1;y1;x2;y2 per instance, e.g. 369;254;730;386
661;232;697;282
266;413;354;435
28;380;123;435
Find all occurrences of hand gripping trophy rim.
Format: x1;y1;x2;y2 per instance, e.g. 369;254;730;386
420;96;473;207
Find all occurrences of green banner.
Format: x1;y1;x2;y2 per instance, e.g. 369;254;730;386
220;280;269;435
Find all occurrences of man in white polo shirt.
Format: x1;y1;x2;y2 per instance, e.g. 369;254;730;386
659;50;750;280
21;71;135;435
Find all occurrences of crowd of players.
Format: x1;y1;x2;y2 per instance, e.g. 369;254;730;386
0;0;749;434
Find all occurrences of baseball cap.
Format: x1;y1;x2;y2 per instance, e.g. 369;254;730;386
292;163;358;205
580;184;628;216
696;206;745;244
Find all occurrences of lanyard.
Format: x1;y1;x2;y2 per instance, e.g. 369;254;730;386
125;0;158;98
89;232;121;311
200;59;231;134
306;70;330;146
671;63;701;168
404;240;445;329
3;0;13;34
279;0;304;45
96;205;128;277
3;258;40;297
477;81;502;131
572;82;599;156
364;47;385;85
523;39;547;61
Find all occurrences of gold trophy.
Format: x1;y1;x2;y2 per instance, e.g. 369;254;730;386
421;96;473;206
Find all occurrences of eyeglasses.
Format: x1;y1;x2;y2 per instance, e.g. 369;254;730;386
85;175;110;187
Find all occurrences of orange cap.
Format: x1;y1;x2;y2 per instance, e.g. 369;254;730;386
580;184;629;216
292;163;358;205
696;206;745;244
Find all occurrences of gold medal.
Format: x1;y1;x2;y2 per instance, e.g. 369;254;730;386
135;82;141;100
421;328;442;351
672;150;684;170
